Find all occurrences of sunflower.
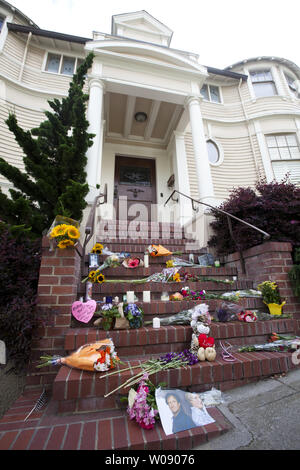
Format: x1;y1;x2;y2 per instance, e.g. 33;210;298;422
92;243;104;254
67;225;80;239
88;270;98;281
57;239;75;249
96;272;105;283
51;224;68;238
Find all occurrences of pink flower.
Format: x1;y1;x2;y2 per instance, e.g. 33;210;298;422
128;258;140;268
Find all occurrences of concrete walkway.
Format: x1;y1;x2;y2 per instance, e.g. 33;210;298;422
195;368;300;450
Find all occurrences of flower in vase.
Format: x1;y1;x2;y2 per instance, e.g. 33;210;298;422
67;226;80;239
92;243;104;254
50;224;68;238
96;272;105;283
57;239;75;249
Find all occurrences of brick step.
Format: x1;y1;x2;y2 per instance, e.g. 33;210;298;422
71;299;265;328
52;348;299;415
77;280;254;301
66;319;297;355
82;265;239;279
97;238;198;245
90;253;223;265
89;244;203;254
0;388;231;450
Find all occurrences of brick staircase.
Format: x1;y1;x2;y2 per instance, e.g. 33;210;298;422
1;220;299;451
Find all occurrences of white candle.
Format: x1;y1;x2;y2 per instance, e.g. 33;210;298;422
144;254;149;268
153;317;160;328
114;296;119;304
143;291;151;302
161;291;169;301
127;291;135;303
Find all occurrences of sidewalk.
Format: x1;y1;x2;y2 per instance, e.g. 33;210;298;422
194;368;300;450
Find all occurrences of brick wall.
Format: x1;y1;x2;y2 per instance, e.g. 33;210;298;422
223;241;300;320
26;236;81;388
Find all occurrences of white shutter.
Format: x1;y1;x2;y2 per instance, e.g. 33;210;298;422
272;160;300;186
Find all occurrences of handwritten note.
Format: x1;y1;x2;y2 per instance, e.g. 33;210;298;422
71;299;97;323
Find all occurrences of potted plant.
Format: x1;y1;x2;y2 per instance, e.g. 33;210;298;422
257;280;286;316
100;303;120;331
124;303;144;329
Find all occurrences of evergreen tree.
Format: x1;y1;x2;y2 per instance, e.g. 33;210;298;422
0;52;95;237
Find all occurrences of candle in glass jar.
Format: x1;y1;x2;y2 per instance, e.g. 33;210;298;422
144;254;149;268
143;291;151;302
126;291;135;303
153;317;160;328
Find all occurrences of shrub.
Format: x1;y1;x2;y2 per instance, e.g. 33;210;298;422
0;223;41;372
208;178;300;256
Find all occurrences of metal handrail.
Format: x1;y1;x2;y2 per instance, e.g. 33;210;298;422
164;189;270;273
80;184;107;274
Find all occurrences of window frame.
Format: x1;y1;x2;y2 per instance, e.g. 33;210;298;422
249;68;277;98
43;51;84;76
265;132;300;185
206;138;224;166
283;70;298;98
200;84;222;104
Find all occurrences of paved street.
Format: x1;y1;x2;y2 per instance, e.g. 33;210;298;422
195;368;300;450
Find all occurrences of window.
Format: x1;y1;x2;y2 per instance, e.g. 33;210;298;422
266;134;300;185
206;139;223;165
250;69;277;97
45;53;83;75
284;72;297;96
0;15;4;32
201;84;221;103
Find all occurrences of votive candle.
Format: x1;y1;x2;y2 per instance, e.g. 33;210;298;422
153;317;160;328
126;291;135;303
144;254;149;268
143;291;151;302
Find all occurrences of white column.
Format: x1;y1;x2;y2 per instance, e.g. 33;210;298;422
173;131;193;225
85;78;105;202
185;95;214;203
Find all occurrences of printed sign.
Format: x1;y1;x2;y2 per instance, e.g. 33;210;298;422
71;299;97;323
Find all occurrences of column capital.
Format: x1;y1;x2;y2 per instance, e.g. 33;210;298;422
173;130;186;140
88;77;106;92
184;94;203;109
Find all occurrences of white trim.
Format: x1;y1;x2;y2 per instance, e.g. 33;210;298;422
206;138;224;167
253;120;275;182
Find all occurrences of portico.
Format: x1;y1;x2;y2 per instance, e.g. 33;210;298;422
83;11;215;226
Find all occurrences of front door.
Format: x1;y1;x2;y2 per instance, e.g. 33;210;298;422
114;155;157;221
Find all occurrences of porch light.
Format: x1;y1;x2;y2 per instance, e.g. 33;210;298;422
134;111;147;122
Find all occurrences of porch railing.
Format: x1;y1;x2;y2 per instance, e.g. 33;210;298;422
80;184;107;274
164;189;270;273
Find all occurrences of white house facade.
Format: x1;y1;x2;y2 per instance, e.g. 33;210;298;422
0;2;299;242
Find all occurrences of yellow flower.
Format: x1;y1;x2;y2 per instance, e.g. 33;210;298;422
51;224;68;238
88;270;97;280
92;243;104;254
57;239;75;249
166;260;174;268
173;273;181;282
96;273;105;283
67;225;80;239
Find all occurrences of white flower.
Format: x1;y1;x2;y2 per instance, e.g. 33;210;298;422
128;388;137;409
190;320;197;328
191;311;199;320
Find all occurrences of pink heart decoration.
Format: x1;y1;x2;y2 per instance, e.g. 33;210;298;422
71;299;97;323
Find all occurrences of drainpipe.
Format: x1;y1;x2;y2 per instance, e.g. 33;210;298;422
238;78;261;180
18;32;32;82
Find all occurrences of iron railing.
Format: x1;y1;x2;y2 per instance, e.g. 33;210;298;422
164;189;270;273
80;184;107;274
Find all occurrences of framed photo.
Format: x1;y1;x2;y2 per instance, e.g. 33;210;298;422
155;388;215;436
89;253;99;268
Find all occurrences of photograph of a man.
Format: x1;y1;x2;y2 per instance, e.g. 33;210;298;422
155;388;215;436
165;392;195;433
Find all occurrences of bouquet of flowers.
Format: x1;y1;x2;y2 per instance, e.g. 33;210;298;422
238;336;300;353
127;374;160;430
101;349;199;398
37;339;121;372
257;280;281;304
49;218;80;249
124;303;144;328
147;245;182;257
122;257;144;268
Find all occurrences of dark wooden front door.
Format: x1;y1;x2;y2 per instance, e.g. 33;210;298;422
114;155;157;221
